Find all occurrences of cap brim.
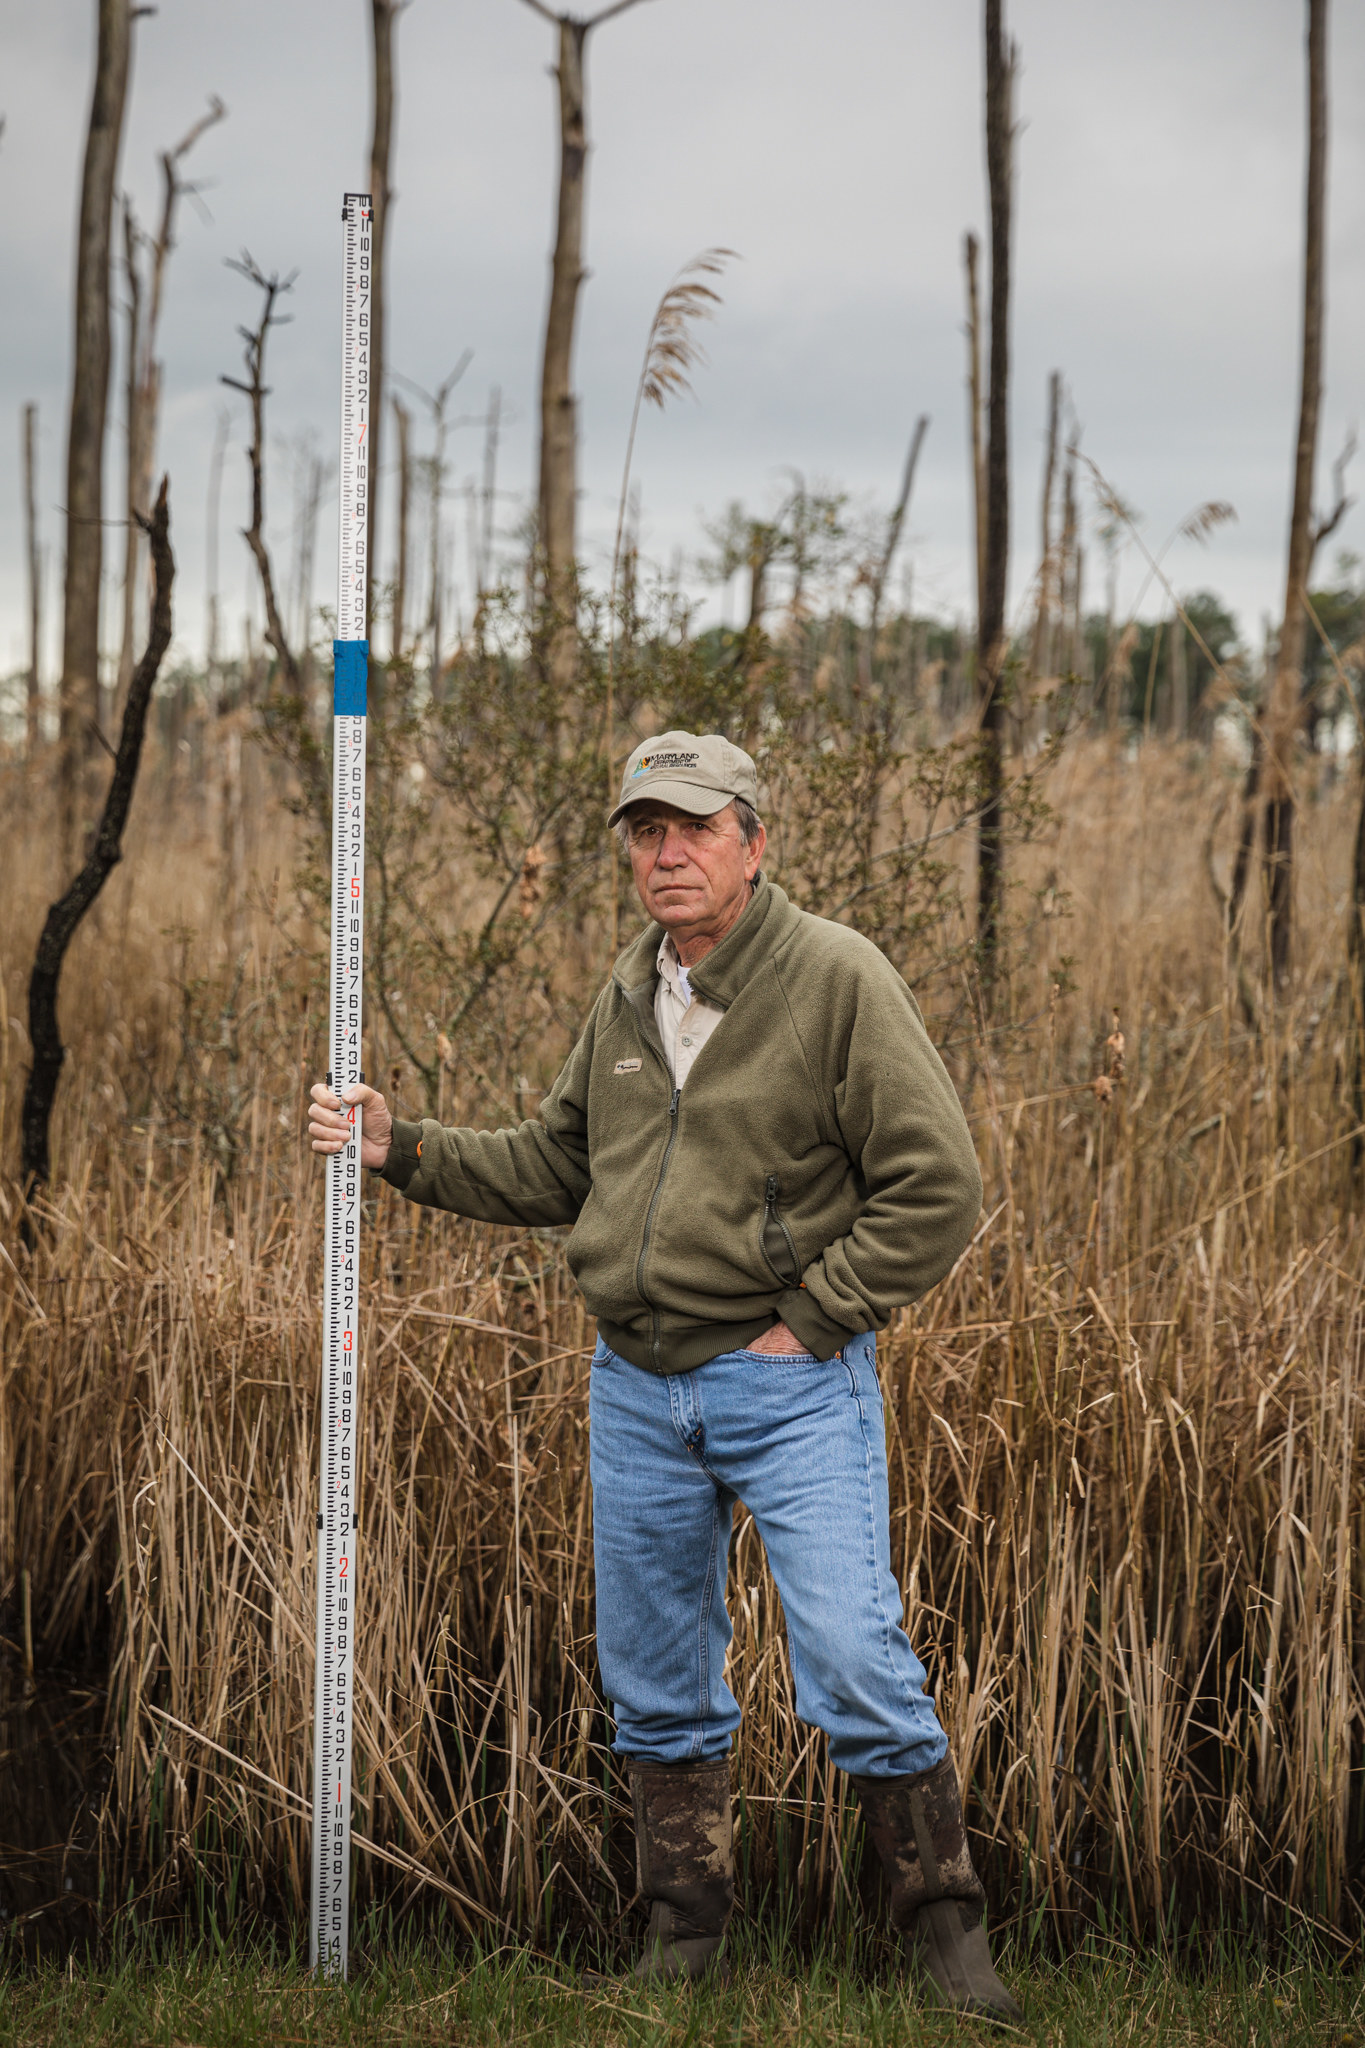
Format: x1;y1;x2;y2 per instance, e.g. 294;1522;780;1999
606;780;737;830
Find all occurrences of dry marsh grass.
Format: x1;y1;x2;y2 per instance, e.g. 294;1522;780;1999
3;726;1364;1954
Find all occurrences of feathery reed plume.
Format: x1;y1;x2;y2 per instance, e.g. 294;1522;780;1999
610;249;736;621
608;246;736;619
1178;500;1237;546
605;248;737;946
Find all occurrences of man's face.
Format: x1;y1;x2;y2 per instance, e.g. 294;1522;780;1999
624;800;765;940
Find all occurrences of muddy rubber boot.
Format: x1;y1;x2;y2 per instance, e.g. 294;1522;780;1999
852;1756;1022;2023
628;1755;734;1983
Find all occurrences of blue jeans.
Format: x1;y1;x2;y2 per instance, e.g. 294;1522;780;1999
589;1330;947;1778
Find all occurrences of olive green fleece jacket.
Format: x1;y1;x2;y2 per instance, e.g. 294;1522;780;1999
378;876;982;1374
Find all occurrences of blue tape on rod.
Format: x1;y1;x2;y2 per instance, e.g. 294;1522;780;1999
333;640;368;715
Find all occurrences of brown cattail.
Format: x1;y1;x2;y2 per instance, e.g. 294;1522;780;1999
1105;1009;1126;1081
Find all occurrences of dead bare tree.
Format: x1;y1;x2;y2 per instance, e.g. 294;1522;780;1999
59;0;134;863
204;406;229;678
392;395;411;661
23;403;41;760
1168;605;1188;736
367;1;401;649
289;440;326;657
394;353;472;696
1058;435;1082;680
1030;370;1061;687
863;414;929;691
1261;0;1329;992
115;96;226;712
22;479;174;1200
515;0;654;688
963;231;986;631
479;384;503;598
116;198;143;729
221;255;301;700
976;0;1017;1000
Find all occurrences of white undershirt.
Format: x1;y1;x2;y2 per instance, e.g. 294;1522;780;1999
654;934;726;1087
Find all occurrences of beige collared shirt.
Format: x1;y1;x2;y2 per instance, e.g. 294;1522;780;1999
654;934;726;1088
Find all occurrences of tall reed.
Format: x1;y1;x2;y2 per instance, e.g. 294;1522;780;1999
3;726;1363;1951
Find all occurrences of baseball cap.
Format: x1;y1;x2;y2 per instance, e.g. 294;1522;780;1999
607;730;759;829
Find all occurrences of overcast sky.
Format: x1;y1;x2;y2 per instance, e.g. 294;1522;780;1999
4;0;1365;680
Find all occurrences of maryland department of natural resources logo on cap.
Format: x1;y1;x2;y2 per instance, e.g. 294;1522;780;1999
607;730;758;828
631;748;700;778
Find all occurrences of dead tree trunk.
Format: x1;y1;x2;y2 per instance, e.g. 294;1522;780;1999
863;414;929;692
115;98;226;712
1262;0;1329;993
976;0;1016;999
518;0;652;690
538;11;587;688
295;447;324;704
59;0;133;862
223;259;329;817
480;383;502;598
395;353;471;697
23;403;41;760
392;394;410;663
222;258;300;699
1168;607;1188;736
963;231;986;629
1030;369;1061;688
205;406;229;679
368;1;398;657
115;199;144;725
1059;438;1080;678
22;479;174;1198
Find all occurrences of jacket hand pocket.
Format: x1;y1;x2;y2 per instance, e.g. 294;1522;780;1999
760;1174;802;1288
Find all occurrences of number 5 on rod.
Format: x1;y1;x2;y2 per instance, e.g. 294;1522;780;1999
312;189;371;1983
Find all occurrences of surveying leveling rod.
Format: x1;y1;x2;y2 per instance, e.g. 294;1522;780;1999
311;190;372;1983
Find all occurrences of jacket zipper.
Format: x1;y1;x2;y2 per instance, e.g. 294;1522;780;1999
635;1086;682;1371
763;1174;802;1287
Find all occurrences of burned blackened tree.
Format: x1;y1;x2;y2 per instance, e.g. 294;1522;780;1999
23;482;175;1197
975;0;1017;998
516;0;654;690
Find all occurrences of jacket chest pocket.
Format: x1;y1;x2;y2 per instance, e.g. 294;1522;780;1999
760;1174;802;1287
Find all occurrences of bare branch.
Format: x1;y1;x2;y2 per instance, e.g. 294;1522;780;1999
870;413;930;632
1311;427;1357;557
165;94;227;175
514;0;560;22
221;255;301;703
584;0;653;24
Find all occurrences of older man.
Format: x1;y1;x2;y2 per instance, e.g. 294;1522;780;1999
308;730;1018;2017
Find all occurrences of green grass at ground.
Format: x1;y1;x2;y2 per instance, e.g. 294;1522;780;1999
3;1936;1364;2048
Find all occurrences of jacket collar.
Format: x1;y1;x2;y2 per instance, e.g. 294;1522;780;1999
611;874;797;1014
